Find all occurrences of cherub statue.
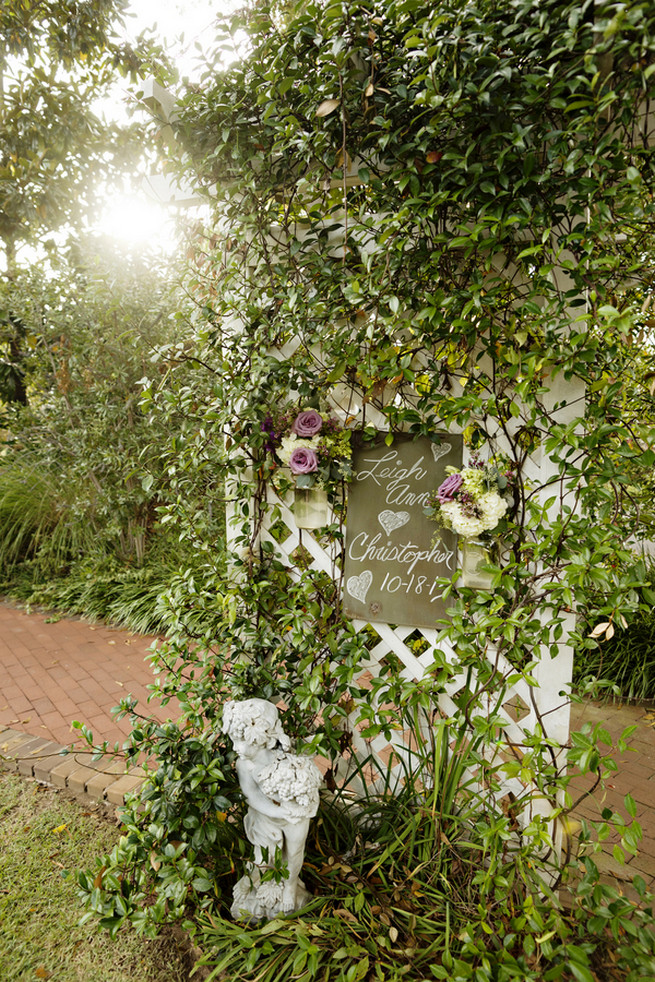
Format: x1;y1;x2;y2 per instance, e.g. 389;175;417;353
222;698;323;921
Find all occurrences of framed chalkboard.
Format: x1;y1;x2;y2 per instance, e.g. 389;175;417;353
343;434;462;628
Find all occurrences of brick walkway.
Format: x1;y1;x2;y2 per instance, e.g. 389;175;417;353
0;602;179;805
567;698;655;892
0;600;654;890
0;602;167;748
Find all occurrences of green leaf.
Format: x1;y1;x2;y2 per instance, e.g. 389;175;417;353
192;876;214;892
294;474;314;489
569;964;595;982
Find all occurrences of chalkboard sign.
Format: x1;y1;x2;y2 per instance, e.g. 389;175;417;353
343;434;462;628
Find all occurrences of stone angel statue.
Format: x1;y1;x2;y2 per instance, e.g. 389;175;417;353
222;698;323;920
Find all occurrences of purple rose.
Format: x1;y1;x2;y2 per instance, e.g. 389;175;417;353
437;473;463;503
289;447;319;475
291;410;323;438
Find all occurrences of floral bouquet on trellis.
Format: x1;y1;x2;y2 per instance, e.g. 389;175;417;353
261;406;353;529
425;455;515;540
262;407;353;490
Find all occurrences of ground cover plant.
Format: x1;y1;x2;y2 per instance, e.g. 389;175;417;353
76;0;655;978
0;767;189;982
575;599;655;703
81;691;655;980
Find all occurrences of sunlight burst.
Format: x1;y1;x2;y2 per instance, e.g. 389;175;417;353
94;192;181;255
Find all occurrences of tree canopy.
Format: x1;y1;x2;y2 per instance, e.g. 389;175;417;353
0;0;146;267
0;0;167;403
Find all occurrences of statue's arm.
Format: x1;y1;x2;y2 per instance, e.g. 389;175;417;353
238;763;289;820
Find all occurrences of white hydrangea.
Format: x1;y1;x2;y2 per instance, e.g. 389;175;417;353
439;492;507;538
277;434;321;466
258;751;322;820
440;501;487;538
478;490;507;531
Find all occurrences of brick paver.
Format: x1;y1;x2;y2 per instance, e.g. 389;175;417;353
569;698;655;891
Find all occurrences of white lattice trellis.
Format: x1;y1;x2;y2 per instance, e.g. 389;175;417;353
237;392;581;857
217;237;583;860
139;81;584;859
138;59;654;877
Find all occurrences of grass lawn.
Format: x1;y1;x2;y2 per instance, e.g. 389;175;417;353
0;767;190;982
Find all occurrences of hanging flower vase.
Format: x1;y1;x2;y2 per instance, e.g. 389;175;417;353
293;486;329;530
460;538;494;589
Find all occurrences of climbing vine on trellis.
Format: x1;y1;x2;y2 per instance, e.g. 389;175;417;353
73;0;655;956
81;0;655;940
163;0;655;764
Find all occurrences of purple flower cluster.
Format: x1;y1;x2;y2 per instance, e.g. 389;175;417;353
261;415;278;453
320;415;342;435
459;490;481;518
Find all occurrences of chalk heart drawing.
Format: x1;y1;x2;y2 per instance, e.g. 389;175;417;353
347;570;373;605
378;509;410;536
431;442;452;463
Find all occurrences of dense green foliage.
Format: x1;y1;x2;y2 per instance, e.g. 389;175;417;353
71;0;655;976
0;0;151;266
0;248;207;627
0;0;168;404
574;578;655;702
154;0;655;741
80;682;654;980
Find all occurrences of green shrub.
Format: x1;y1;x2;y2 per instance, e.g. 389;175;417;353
575;607;655;703
0;461;95;572
76;675;655;981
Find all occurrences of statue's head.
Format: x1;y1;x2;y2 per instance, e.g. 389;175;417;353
222;698;291;752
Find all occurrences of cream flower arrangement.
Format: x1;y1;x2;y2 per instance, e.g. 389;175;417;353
425;455;514;539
